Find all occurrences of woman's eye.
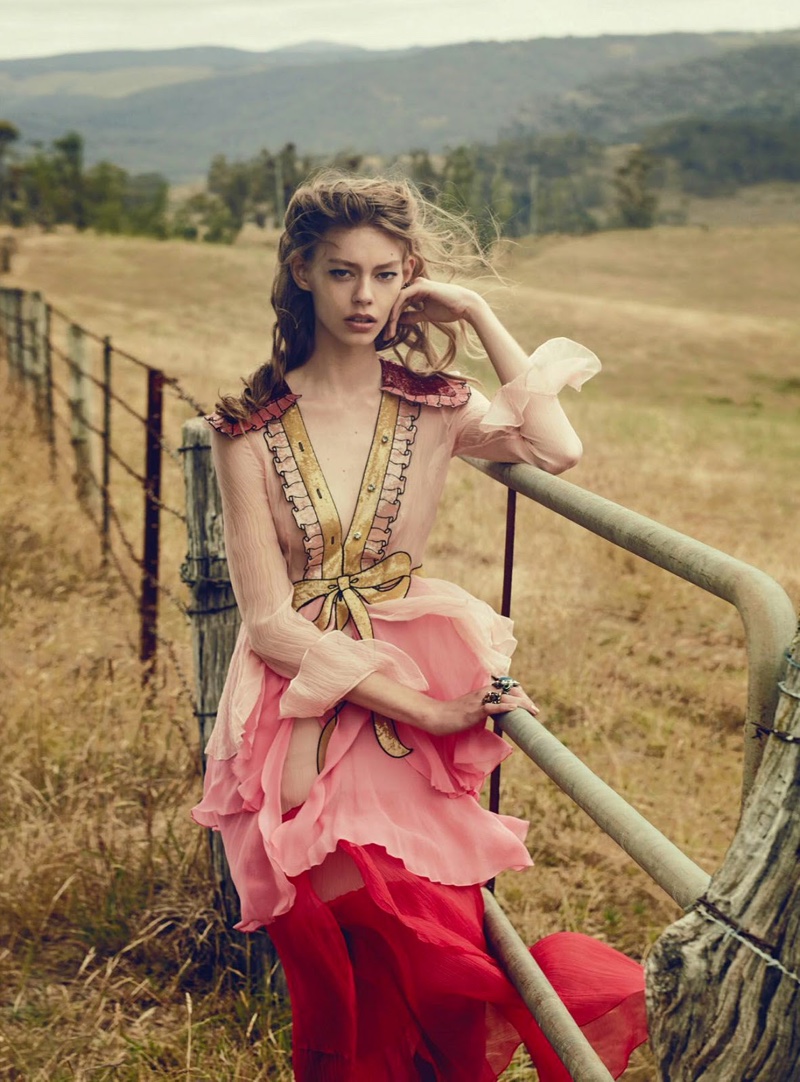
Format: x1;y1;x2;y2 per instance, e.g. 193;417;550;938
377;272;398;281
329;269;352;279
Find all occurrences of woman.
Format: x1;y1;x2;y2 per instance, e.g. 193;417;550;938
193;173;647;1080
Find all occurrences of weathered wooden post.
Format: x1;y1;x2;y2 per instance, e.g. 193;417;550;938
28;292;47;416
0;288;9;369
181;416;278;992
647;620;800;1079
8;287;23;376
67;321;95;508
0;236;14;275
19;289;35;385
40;299;56;478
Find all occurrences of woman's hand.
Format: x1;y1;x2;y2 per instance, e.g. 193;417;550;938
419;682;539;737
385;276;531;386
385;277;486;339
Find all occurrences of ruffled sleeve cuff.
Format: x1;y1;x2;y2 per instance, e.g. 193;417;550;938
482;337;601;430
279;631;429;719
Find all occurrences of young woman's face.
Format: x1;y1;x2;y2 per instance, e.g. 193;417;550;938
293;225;415;351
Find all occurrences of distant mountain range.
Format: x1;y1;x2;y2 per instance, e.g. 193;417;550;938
1;31;799;181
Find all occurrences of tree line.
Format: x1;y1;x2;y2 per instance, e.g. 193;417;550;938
0;122;169;237
2;114;799;246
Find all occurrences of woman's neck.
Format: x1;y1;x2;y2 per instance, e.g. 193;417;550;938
293;337;383;398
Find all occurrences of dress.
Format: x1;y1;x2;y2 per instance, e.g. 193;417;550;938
192;339;648;1081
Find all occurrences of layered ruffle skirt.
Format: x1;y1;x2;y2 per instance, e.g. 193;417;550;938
193;580;648;1078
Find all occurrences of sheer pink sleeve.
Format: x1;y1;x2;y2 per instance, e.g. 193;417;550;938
211;431;427;724
448;337;601;472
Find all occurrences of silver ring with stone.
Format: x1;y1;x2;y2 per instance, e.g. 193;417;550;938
492;675;519;693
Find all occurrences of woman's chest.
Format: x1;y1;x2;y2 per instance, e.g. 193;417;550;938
262;396;451;577
293;396;388;532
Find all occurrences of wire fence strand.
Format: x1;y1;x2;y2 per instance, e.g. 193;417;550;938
4;287;201;709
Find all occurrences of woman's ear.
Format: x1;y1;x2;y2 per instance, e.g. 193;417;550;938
290;256;312;292
402;254;416;286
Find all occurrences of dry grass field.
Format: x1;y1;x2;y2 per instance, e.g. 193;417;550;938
1;221;798;1080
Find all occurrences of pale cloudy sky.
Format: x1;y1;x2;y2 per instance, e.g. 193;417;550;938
1;0;799;60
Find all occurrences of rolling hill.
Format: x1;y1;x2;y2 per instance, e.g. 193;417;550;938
1;31;798;180
539;40;800;140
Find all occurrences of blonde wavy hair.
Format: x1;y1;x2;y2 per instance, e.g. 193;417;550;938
216;171;485;422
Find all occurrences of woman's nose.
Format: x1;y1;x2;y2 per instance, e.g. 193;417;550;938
352;276;373;304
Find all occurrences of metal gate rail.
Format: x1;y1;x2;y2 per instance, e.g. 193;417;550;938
465;458;797;802
483;889;615;1082
465;457;796;1080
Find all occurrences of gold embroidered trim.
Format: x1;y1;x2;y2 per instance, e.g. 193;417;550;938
343;392;400;574
284;393;413;761
281;404;343;577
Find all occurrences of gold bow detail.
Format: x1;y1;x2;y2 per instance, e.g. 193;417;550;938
292;550;415;760
293;550;413;641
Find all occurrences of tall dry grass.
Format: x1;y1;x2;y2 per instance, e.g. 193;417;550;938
1;222;798;1079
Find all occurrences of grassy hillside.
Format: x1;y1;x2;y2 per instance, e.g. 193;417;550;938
1;223;798;1078
544;39;800;140
1;31;784;180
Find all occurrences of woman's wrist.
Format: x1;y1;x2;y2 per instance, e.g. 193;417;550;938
461;290;492;329
347;674;437;733
464;295;530;384
388;690;438;733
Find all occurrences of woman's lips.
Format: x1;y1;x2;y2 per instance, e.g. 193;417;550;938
345;315;377;332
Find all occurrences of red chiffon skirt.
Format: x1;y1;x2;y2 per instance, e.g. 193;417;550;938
266;840;648;1081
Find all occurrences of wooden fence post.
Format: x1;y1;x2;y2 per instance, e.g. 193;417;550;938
181;416;279;992
0;289;9;370
28;292;46;416
40;300;56;477
19;289;34;384
9;287;23;376
67;321;94;509
647;620;800;1079
0;236;14;275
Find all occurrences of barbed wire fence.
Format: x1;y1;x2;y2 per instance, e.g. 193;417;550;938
0;284;206;716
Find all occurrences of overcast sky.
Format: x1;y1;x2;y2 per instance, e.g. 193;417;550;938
2;0;799;60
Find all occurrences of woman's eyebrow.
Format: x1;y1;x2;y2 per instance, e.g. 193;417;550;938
325;257;401;270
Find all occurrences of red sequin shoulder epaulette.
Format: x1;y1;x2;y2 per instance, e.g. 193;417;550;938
379;358;471;408
206;386;299;436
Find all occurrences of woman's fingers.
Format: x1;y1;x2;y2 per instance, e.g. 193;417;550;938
479;685;538;717
387;277;473;338
506;684;539;715
387;279;427;336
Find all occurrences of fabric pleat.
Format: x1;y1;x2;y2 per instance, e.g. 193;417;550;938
266;841;647;1081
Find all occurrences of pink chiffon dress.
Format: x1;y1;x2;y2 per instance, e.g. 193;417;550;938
192;339;648;1081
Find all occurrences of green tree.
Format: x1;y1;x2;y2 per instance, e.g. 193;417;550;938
52;131;87;229
537;177;598;235
613;147;658;229
406;150;441;202
84;161;127;232
489;164;515;234
439;145;477;218
645;117;800;197
275;142;303;223
248;148;276;227
207;154;251;233
0;120;20;221
123;173;168;237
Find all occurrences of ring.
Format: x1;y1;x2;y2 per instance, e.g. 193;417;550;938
482;691;502;705
491;675;519;693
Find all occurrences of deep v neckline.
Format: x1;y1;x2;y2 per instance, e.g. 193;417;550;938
280;390;401;577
